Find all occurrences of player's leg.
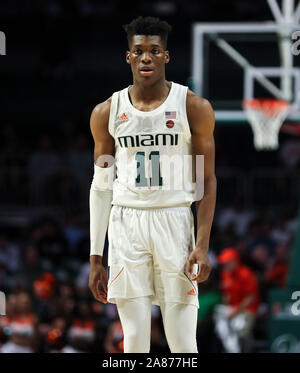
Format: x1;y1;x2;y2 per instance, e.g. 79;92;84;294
160;301;198;353
213;305;240;353
150;207;199;352
107;206;155;353
236;313;256;353
115;296;152;353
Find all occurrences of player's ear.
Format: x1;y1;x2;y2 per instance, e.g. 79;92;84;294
165;50;170;64
125;51;131;64
126;50;131;64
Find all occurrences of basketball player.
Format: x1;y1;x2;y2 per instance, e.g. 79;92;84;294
89;16;216;353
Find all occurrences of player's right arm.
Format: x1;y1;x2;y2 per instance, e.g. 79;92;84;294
89;97;115;304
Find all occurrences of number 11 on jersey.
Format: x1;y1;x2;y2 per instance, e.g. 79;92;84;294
135;151;163;187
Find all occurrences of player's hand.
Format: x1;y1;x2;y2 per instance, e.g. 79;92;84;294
186;249;211;283
89;261;108;304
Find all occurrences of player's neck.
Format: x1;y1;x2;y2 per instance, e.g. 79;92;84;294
129;79;171;104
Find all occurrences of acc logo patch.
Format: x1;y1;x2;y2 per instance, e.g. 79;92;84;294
166;120;174;128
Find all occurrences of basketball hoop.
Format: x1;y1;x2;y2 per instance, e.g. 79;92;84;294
243;98;290;151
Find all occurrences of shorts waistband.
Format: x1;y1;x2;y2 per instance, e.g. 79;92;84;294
112;204;191;213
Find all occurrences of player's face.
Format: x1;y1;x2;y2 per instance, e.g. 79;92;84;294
126;35;170;84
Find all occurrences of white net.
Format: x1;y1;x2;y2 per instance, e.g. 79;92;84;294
243;99;290;150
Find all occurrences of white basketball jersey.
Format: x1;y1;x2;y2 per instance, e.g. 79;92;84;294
108;81;196;208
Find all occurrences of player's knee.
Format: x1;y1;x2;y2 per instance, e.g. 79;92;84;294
124;329;150;353
164;318;198;352
124;341;150;353
123;319;150;352
171;345;198;353
162;302;198;353
126;327;142;342
167;336;198;353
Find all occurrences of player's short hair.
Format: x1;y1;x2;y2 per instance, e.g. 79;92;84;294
122;16;172;49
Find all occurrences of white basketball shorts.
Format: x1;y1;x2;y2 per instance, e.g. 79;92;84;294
107;205;199;308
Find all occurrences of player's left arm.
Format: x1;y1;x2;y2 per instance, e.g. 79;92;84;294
186;90;217;283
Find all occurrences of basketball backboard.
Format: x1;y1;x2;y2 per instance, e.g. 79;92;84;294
191;1;300;124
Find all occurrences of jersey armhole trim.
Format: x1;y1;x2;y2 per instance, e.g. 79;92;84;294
108;91;119;138
182;86;192;142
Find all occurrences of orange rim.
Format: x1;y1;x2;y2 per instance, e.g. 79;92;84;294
243;98;290;111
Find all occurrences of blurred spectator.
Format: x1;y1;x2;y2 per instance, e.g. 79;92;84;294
62;300;95;352
75;262;90;298
65;133;93;203
63;213;88;255
91;301;110;353
284;203;299;237
104;316;124;353
16;244;43;289
35;218;68;265
44;317;68;353
271;215;293;245
214;248;260;353
0;292;39;353
246;219;276;258
218;226;239;251
216;198;255;237
247;244;273;277
32;272;58;324
56;296;76;326
0;234;20;275
265;242;290;289
33;273;56;301
0;294;17;346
